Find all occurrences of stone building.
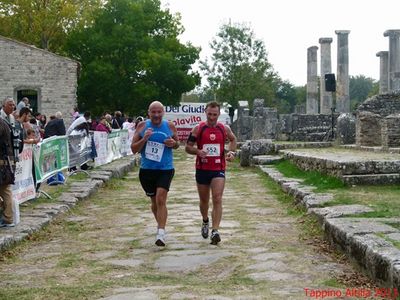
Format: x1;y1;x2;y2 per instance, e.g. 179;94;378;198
0;35;79;126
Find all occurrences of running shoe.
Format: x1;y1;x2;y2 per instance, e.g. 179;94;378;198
155;232;165;247
210;230;221;245
0;218;15;228
201;221;209;239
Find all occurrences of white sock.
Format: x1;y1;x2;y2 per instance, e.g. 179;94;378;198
158;228;165;235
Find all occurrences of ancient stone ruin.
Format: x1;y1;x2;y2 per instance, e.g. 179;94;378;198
356;92;400;148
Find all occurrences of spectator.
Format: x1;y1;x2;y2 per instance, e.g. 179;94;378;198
122;117;135;130
134;116;144;129
88;118;96;131
29;117;41;141
71;106;79;121
104;114;113;131
24;128;40;145
66;111;92;172
17;107;33;142
16;97;29;113
95;116;111;133
44;111;66;138
39;114;47;129
66;111;91;135
112;111;124;129
0;97;17;227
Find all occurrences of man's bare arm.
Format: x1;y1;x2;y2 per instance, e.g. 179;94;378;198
185;125;199;155
131;121;148;154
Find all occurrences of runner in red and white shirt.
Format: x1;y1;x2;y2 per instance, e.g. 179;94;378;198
185;101;237;245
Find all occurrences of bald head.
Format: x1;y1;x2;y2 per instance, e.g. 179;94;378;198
148;101;164;125
148;101;164;112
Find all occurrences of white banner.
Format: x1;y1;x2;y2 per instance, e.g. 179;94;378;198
12;144;36;204
93;129;130;167
164;102;230;141
93;131;109;166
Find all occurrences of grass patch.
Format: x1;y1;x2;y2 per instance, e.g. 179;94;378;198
56;253;83;268
320;278;344;288
104;178;126;190
324;186;400;218
67;172;90;181
63;221;86;233
273;160;345;191
385;223;400;230
377;233;400;250
298;214;324;239
254;167;304;216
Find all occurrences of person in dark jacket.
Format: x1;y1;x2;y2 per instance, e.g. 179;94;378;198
44;111;66;138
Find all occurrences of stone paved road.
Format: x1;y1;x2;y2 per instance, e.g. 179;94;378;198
0;150;375;299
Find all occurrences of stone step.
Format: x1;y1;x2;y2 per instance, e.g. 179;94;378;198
341;173;400;185
252;155;283;165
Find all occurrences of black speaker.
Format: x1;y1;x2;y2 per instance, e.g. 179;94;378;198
228;107;235;117
324;73;336;92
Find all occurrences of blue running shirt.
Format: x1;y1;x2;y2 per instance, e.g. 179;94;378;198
140;119;174;170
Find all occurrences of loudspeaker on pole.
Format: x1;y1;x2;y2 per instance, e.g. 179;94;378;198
324;73;336;92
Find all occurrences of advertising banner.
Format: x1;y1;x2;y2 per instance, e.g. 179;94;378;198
93;131;108;166
33;136;69;183
68;132;93;168
12;144;35;204
93;129;130;167
164;102;230;141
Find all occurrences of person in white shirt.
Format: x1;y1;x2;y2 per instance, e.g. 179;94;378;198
16;97;29;113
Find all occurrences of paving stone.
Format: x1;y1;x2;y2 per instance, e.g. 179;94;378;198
104;259;144;267
247;270;298;281
155;251;232;272
302;193;334;208
386;233;400;242
251;252;286;261
246;260;288;271
309;204;374;220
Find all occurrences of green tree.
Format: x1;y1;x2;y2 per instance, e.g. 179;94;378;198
201;22;276;109
350;75;378;110
0;0;101;52
65;0;200;116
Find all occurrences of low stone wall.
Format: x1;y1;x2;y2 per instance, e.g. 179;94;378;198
282;150;400;177
239;139;332;167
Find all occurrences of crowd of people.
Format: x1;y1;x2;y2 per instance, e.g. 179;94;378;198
0;96;142;228
1;96;238;250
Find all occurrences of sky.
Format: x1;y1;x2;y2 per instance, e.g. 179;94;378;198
160;0;400;87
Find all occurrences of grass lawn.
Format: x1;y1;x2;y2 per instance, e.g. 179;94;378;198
271;159;400;218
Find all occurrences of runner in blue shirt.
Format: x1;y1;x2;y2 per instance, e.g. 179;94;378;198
131;101;179;246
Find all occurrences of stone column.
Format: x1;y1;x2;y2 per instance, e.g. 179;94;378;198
335;30;350;113
306;46;319;114
319;37;333;114
384;30;400;91
376;51;389;94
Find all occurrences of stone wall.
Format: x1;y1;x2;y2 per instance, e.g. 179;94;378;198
234;100;252;141
277;114;336;142
0;35;79;127
251;99;278;140
382;114;400;148
356;92;400;147
234;99;339;143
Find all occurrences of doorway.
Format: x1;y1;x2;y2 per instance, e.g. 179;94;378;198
17;89;39;113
